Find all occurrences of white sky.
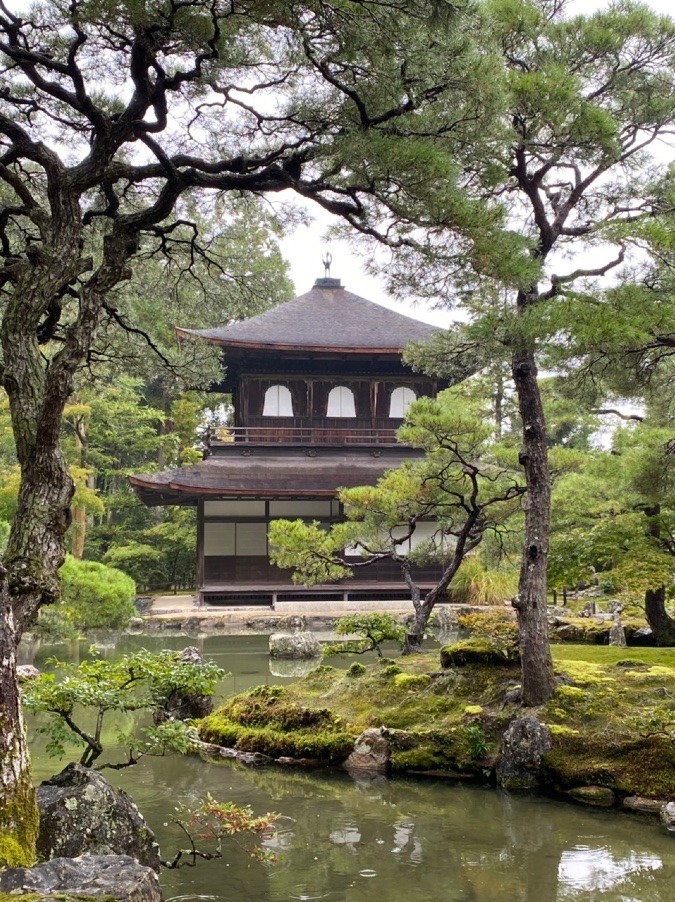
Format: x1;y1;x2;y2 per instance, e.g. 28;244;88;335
279;0;675;325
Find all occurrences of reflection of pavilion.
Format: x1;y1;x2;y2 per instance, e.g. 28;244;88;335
130;276;446;606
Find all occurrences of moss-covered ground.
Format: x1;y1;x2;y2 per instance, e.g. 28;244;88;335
198;644;675;802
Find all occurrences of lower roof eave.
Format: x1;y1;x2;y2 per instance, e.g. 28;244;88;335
130;480;345;507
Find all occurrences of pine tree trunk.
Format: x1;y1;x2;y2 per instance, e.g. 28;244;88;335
0;603;39;866
402;573;426;654
0;420;75;864
511;345;555;706
645;586;675;646
0;223;103;860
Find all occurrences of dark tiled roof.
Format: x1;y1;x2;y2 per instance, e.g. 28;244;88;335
177;279;439;352
129;448;416;505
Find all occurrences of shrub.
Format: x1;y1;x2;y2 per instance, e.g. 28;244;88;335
451;557;518;606
347;662;367;677
464;724;488;759
58;555;136;630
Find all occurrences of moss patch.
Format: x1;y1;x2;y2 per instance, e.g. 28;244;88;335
0;769;39;867
543;733;675;799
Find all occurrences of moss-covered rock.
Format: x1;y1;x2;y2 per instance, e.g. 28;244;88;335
567;785;618;807
393;673;431;691
197;685;354;765
440;638;520;668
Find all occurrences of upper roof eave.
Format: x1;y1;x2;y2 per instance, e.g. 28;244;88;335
175;329;412;355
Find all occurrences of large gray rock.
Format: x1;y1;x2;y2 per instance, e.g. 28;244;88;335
37;764;161;871
497;716;552;791
631;626;656;647
622;795;664;814
345;728;391;774
660;801;675;835
0;855;161;902
269;631;321;659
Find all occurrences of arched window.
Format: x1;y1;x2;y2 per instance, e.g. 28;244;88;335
389;386;417;418
327;385;356;418
262;385;294;417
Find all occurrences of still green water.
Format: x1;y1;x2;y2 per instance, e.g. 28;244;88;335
22;633;675;902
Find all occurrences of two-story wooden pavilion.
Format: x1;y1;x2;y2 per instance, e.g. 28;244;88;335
130;276;445;606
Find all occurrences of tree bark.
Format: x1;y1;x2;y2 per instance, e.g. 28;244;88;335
644;586;675;646
0;605;39;866
402;569;426;654
511;344;555;706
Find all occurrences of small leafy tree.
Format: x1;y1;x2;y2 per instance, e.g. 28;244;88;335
324;614;405;659
23;650;224;769
270;394;525;653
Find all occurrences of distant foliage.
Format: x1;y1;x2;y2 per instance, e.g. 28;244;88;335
101;508;197;592
59;555;136;631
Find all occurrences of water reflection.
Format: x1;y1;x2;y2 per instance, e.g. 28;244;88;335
558;846;663;898
22;632;675;901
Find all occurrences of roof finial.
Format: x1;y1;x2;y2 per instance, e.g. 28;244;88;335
322;251;332;278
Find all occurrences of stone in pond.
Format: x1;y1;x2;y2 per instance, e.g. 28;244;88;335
497;715;552;791
269;631;321;659
0;854;161;902
660;801;675;835
345;728;391;774
37;763;161;871
567;785;617;807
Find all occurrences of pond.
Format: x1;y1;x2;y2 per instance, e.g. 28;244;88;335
22;633;675;902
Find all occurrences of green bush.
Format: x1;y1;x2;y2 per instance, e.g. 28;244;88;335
347;662;367;677
58;555;136;630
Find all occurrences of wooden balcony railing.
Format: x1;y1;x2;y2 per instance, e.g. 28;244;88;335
208;418;403;447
